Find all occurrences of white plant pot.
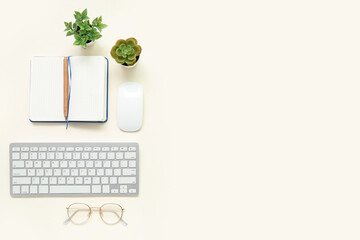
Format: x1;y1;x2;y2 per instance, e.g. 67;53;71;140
121;60;139;69
81;41;95;49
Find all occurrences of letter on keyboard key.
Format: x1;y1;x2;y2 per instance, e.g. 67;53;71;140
50;186;90;194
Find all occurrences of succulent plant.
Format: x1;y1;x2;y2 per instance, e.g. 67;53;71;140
64;9;108;49
110;38;142;66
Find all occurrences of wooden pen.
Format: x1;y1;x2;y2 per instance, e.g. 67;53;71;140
63;57;69;119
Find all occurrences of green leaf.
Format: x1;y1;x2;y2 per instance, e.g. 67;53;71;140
73;40;81;45
81;8;87;18
81;42;87;49
74;34;81;40
66;31;74;36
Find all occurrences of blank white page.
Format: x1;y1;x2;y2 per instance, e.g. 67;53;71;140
68;56;107;121
29;57;64;121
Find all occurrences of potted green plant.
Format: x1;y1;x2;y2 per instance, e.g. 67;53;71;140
110;38;142;68
64;9;107;49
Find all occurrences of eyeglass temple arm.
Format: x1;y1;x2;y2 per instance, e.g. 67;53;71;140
64;209;84;225
101;209;128;226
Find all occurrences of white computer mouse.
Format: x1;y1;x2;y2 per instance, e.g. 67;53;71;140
117;82;143;132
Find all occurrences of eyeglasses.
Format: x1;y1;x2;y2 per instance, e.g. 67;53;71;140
64;203;128;226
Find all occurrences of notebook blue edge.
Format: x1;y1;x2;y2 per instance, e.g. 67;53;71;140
29;57;109;124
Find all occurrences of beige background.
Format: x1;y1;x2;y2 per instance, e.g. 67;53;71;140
0;0;359;239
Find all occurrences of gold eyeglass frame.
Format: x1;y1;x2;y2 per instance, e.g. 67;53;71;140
65;203;125;225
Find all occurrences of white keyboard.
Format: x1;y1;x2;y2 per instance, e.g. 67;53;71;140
9;143;139;197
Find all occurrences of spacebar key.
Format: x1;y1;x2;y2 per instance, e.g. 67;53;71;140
50;186;91;194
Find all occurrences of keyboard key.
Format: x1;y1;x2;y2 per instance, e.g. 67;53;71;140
30;147;38;151
13;169;26;176
75;147;83;151
54;169;61;176
116;152;123;159
110;177;117;184
80;169;87;176
81;153;89;159
62;169;70;176
99;153;106;159
103;185;110;193
114;169;121;176
111;188;119;193
123;169;136;176
12;161;24;168
86;161;94;167
28;169;35;176
43;161;50;168
73;153;80;159
21;153;29;159
77;161;85;168
129;160;136;167
25;161;33;168
39;153;46;159
41;177;48;184
92;177;100;184
69;161;76;168
50;185;90;193
75;177;83;184
46;152;54;159
66;147;74;151
97;169;104;176
45;169;53;176
48;147;56;151
129;189;137;193
111;147;119;151
125;152;136;159
129;147;136;151
84;147;92;151
36;169;44;176
120;160;128;167
12;147;20;151
120;147;127;151
107;152;115;159
30;153;38;159
118;177;136;184
103;161;110;168
32;177;40;184
112;161;119;168
88;169;96;176
21;186;29;194
95;161;102;167
39;147;47;151
120;185;127;193
60;161;68;168
105;169;113;176
13;177;31;185
102;147;110;151
93;147;101;151
39;186;49;193
30;186;38;194
49;177;57;184
84;177;91;184
34;161;41;168
12;186;20;194
71;169;79;176
12;153;20;160
58;177;66;184
90;153;97;159
64;153;72;159
101;177;109;184
57;147;65;151
52;161;59;168
21;147;29;151
67;177;74;184
56;152;63;159
92;185;101;193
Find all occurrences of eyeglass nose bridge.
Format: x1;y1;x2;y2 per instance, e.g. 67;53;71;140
90;207;101;212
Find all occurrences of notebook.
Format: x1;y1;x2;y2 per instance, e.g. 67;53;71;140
29;56;108;123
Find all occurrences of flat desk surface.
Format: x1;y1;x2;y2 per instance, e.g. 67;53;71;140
1;1;359;239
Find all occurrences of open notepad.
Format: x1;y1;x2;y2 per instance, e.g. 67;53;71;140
30;56;108;122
